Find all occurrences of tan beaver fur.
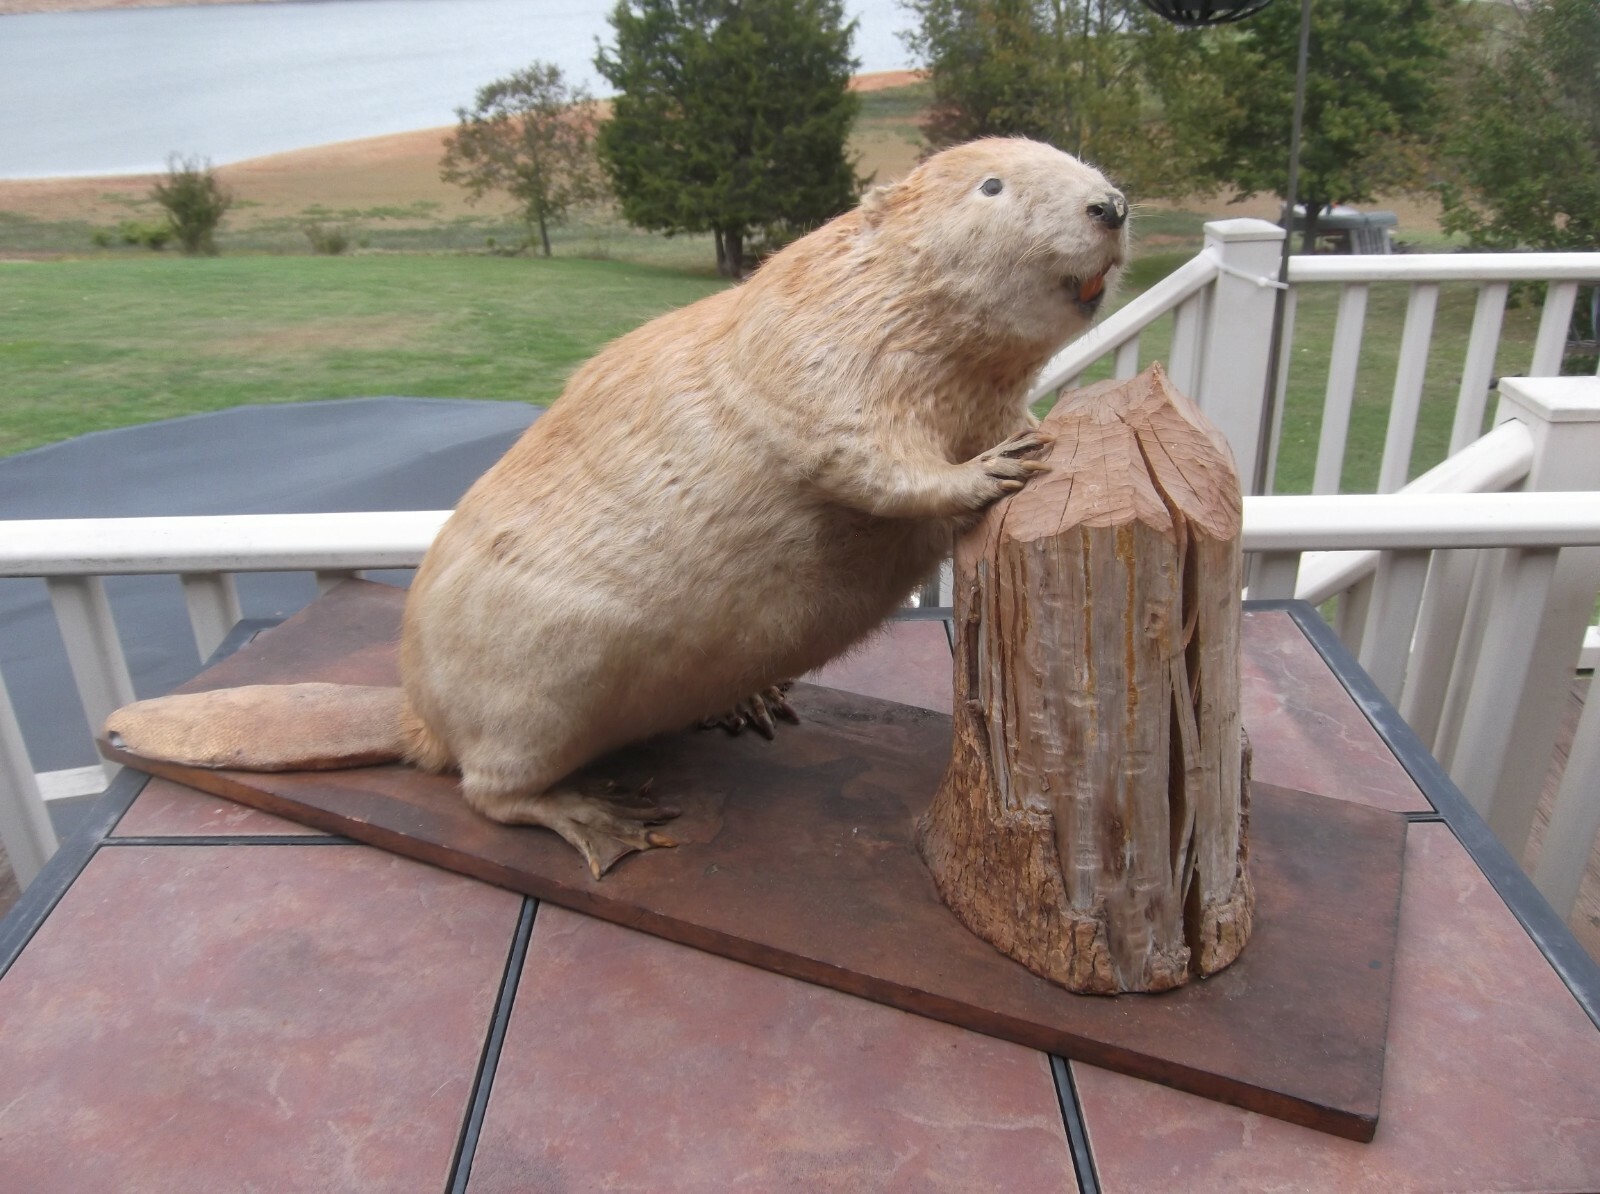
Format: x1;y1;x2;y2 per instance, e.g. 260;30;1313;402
105;137;1130;878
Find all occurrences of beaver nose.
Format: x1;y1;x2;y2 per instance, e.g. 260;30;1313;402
1088;193;1128;231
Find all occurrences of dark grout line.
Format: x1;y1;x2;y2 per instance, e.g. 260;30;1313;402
447;897;538;1194
102;835;353;847
1050;1054;1101;1194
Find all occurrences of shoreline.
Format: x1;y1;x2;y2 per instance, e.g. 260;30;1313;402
0;70;938;234
0;70;923;188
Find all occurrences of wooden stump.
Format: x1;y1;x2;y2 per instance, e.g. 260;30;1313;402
917;363;1253;994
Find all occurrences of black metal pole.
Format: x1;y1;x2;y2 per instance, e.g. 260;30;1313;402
1252;0;1313;495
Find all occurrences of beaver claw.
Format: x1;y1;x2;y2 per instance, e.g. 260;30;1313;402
699;682;800;740
966;430;1052;507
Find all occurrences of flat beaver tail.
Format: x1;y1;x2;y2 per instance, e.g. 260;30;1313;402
102;683;410;772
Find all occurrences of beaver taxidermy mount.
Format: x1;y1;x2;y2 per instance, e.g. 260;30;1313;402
104;137;1131;879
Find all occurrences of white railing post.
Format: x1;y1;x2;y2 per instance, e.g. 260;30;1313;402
1450;376;1600;853
1448;282;1510;454
1429;549;1499;773
1313;282;1369;494
1356;548;1432;703
1377;283;1441;493
1530;282;1581;376
0;666;58;888
1193;219;1285;494
46;575;136;783
1399;548;1482;752
1246;550;1303;600
1532;670;1600;920
180;572;243;661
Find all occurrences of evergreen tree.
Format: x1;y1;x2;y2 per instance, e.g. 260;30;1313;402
596;0;862;276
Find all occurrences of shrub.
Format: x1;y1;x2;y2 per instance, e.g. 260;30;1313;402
303;222;352;255
150;154;233;255
116;220;170;250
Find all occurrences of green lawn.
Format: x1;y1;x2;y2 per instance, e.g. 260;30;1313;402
0;254;725;456
0;244;1551;492
8;79;1550;487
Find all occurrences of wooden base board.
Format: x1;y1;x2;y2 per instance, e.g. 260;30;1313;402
102;582;1405;1141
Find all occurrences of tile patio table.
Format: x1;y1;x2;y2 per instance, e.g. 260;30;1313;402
1;603;1597;1192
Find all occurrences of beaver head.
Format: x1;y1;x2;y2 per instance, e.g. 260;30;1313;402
860;137;1129;350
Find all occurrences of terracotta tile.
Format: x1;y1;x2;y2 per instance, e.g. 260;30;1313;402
113;775;330;837
1074;824;1600;1193
1241;609;1429;813
807;618;953;713
467;906;1076;1192
0;845;521;1193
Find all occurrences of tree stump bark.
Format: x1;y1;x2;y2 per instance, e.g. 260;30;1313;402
917;363;1253;994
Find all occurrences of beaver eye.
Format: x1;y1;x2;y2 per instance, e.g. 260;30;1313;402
980;177;1003;196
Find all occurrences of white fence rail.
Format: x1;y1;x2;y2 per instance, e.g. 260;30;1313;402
3;485;1599;914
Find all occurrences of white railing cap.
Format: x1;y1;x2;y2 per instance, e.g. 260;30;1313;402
1289;252;1600;284
1202;217;1285;245
1243;491;1600;552
3;491;1599;578
0;511;451;577
1499;376;1600;423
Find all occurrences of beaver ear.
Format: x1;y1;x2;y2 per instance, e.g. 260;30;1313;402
859;181;904;227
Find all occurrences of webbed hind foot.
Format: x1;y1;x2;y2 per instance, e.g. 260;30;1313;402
464;780;679;880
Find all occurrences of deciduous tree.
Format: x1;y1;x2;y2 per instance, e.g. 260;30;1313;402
1436;0;1599;255
1151;0;1457;249
901;0;1152;185
596;0;862;277
441;63;605;258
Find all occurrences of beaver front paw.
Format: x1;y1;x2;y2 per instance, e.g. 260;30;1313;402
699;682;800;740
962;430;1053;509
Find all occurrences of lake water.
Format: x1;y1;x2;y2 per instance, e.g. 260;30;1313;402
0;0;916;180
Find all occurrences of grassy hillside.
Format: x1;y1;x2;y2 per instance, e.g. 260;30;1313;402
0;80;937;262
0;79;1534;489
2;243;1548;491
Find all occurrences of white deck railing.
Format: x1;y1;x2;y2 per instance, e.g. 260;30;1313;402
4;486;1598;914
1031;220;1600;500
3;227;1598;930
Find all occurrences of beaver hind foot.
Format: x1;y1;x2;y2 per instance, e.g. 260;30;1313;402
462;777;680;880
